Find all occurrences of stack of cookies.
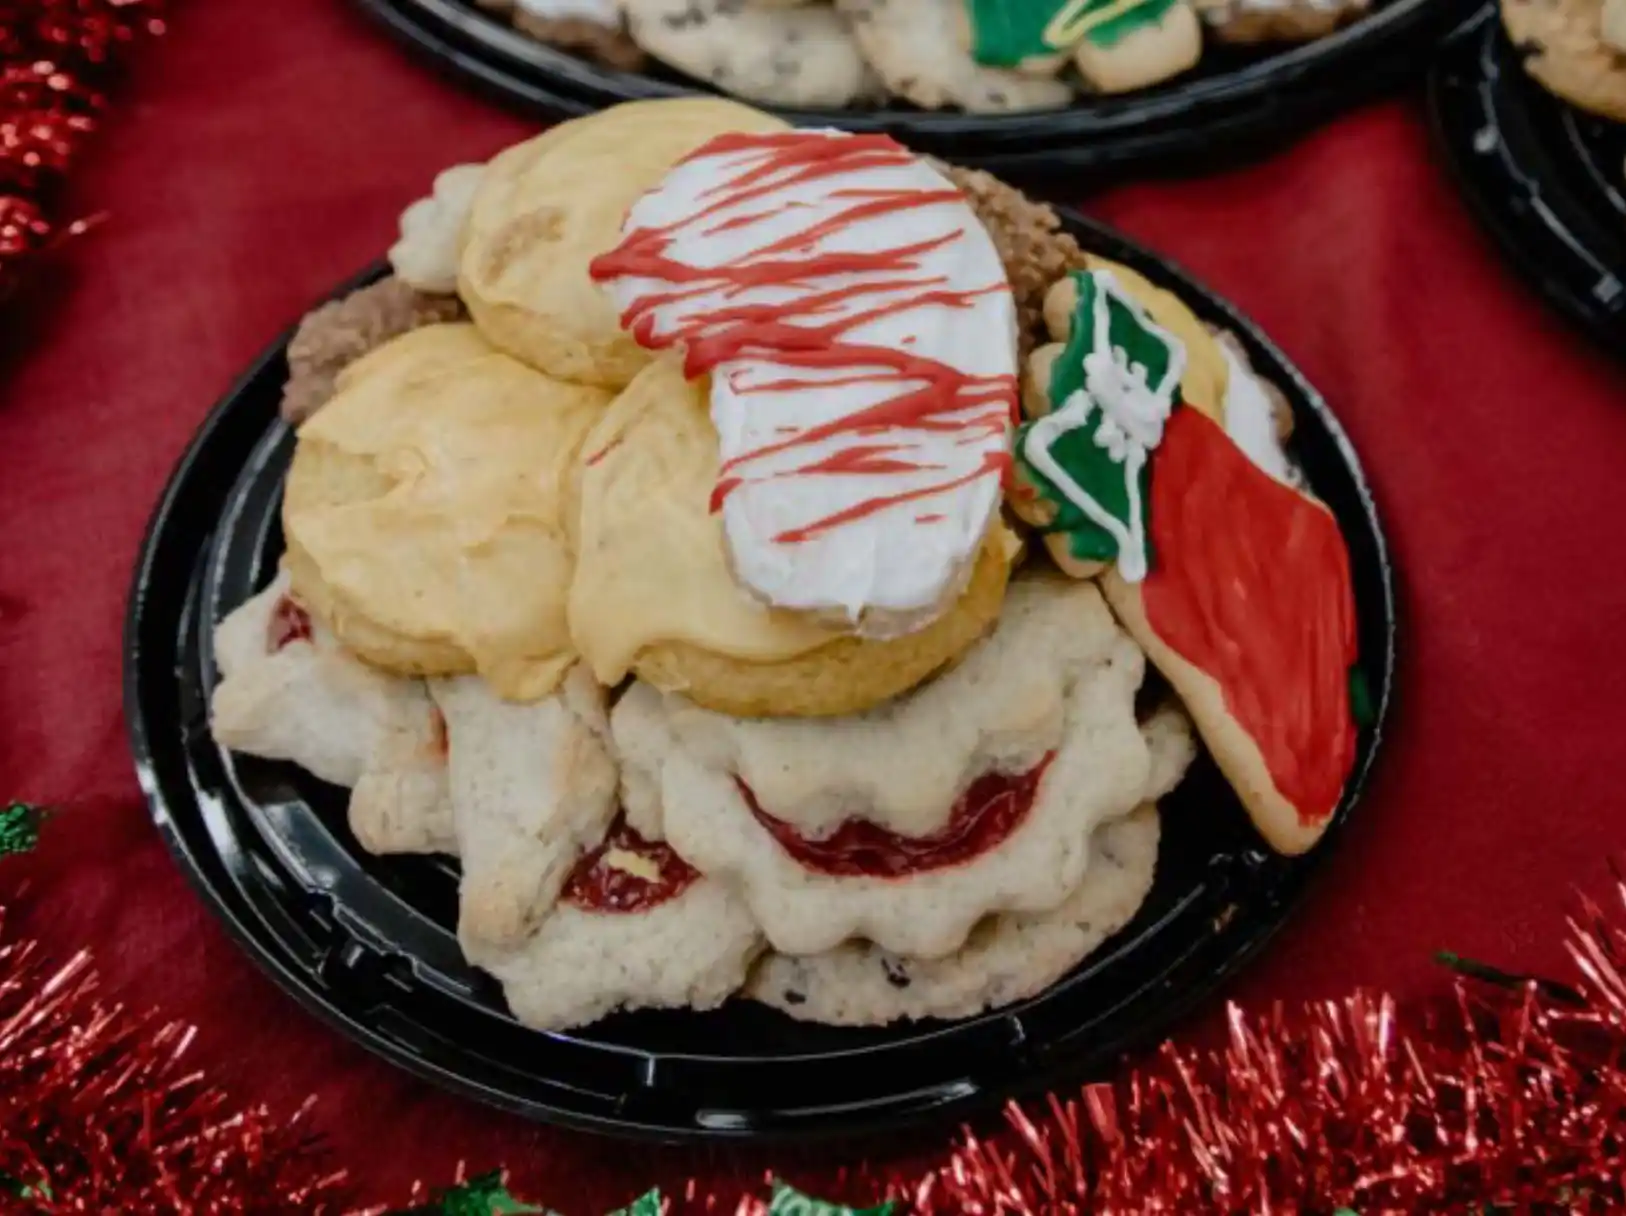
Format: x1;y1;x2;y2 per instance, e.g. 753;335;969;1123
211;99;1361;1032
473;0;1373;112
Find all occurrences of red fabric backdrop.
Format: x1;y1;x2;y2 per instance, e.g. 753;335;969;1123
2;0;1625;1207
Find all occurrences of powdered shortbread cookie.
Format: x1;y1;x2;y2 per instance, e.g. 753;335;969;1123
747;802;1159;1024
1502;0;1626;121
433;668;619;959
612;575;1157;959
480;819;763;1029
388;164;485;295
624;0;882;107
1194;0;1368;44
839;0;1075;112
211;574;454;856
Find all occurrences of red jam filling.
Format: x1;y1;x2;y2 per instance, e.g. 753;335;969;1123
562;817;701;914
737;753;1054;880
266;595;313;652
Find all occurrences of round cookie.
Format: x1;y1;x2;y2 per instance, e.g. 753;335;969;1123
623;0;883;107
838;0;1076;112
458;99;790;390
210;573;455;857
610;576;1166;960
568;354;1018;719
1073;1;1202;93
746;803;1159;1025
1194;0;1369;44
283;324;614;701
1501;0;1626;121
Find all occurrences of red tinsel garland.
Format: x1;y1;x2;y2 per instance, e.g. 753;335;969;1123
0;0;165;301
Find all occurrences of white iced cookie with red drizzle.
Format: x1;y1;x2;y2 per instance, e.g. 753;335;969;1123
431;668;620;957
211;573;454;857
611;576;1171;959
477;817;764;1030
589;129;1020;636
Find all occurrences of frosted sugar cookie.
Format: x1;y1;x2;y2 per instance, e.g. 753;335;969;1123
458;100;790;389
282;324;613;702
589;128;1020;635
568;354;1017;718
1011;266;1359;855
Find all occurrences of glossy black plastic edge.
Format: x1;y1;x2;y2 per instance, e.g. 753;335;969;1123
351;0;1472;177
1427;5;1626;354
125;214;1397;1143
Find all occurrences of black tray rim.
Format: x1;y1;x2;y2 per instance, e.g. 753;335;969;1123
351;0;1471;165
125;209;1398;1143
1426;4;1626;355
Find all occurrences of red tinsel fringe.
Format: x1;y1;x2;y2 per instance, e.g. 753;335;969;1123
0;904;349;1210
0;0;165;300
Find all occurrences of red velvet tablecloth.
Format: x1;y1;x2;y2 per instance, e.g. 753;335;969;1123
3;0;1625;1207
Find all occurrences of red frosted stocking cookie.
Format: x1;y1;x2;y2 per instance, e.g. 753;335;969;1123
1011;266;1360;854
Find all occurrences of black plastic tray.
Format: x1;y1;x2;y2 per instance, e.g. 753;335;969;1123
354;0;1473;180
1429;4;1626;353
125;208;1397;1143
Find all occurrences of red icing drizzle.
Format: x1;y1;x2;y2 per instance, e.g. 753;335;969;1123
562;817;701;914
267;596;313;652
588;131;1017;545
1141;408;1358;825
738;754;1053;879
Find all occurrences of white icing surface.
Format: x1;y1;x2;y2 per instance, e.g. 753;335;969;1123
1021;270;1183;584
596;129;1018;628
1218;341;1296;485
516;0;620;25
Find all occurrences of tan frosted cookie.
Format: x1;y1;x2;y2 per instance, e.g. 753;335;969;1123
478;819;763;1030
612;576;1164;959
623;0;883;107
838;0;1075;112
746;802;1158;1025
1502;0;1626;120
280;279;465;426
434;667;619;959
1073;2;1202;92
1194;0;1368;44
458;100;789;389
210;573;454;856
283;324;613;701
569;354;1016;718
388;164;485;296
